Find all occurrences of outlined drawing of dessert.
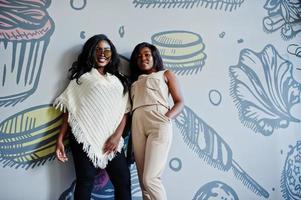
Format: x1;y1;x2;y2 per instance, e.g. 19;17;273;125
193;181;238;200
70;0;87;10
0;105;64;169
229;44;301;136
133;0;244;11
175;106;269;198
0;0;55;107
263;0;301;40
281;141;301;200
287;44;301;57
151;30;206;75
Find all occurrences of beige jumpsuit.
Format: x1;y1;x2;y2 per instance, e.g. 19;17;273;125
131;70;172;200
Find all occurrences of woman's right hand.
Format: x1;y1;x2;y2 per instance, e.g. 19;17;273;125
56;140;68;162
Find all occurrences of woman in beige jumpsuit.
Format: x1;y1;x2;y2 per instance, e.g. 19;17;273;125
129;42;184;200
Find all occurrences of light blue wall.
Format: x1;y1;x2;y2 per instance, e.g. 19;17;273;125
0;1;300;199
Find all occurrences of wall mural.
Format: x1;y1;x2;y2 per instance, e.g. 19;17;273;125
208;89;222;106
69;0;87;10
175;105;269;198
229;44;301;136
119;26;125;38
287;43;301;57
0;0;54;107
281;140;301;200
0;1;300;200
169;157;182;172
132;0;245;11
0;105;64;169
263;0;301;40
151;31;206;75
192;180;239;200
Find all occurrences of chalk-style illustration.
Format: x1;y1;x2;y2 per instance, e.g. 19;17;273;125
193;180;239;200
287;44;301;57
263;0;301;40
0;0;55;107
175;106;269;198
130;164;143;199
209;89;222;106
80;31;86;39
0;105;64;169
169;157;182;171
59;164;142;200
90;170;115;200
229;44;301;136
151;31;206;75
59;181;76;200
70;0;87;10
281;140;301;200
133;0;244;11
119;26;125;38
219;32;225;38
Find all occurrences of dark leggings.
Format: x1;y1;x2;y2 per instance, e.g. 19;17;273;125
69;134;132;200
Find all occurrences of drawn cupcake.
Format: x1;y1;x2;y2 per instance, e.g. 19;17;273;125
151;30;206;75
0;0;55;107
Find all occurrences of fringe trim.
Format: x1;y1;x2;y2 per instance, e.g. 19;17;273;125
53;98;68;113
53;98;124;168
68;113;124;169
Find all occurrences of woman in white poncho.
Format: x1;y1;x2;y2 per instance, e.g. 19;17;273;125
54;34;131;200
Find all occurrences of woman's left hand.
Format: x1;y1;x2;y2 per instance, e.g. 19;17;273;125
103;134;120;154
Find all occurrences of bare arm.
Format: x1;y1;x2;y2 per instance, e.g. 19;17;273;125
103;113;128;154
164;70;184;119
56;112;69;162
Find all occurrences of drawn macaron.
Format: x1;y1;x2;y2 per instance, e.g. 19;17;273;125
151;30;206;75
0;105;64;169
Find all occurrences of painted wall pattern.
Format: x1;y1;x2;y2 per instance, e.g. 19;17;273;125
175;105;269;198
229;44;301;136
0;105;64;169
0;0;300;199
0;0;54;107
281;140;301;200
287;43;301;57
132;0;245;11
151;31;206;75
263;0;301;40
192;181;239;200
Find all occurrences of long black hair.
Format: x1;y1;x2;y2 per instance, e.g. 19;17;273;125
129;42;164;82
69;34;129;93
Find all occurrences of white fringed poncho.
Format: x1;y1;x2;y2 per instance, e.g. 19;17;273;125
54;68;130;168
